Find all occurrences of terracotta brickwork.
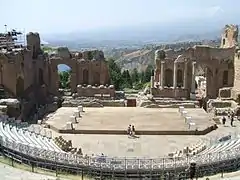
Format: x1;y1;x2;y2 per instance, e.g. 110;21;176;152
49;48;111;95
0;31;113;99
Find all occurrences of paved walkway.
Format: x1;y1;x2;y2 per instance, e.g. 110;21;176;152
0;163;59;180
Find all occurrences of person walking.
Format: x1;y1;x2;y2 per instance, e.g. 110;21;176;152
132;125;135;136
231;116;234;127
222;116;226;125
127;125;132;135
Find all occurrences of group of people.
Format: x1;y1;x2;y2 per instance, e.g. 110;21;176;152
222;111;236;127
127;124;136;136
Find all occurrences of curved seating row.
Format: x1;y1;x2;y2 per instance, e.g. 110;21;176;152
0;121;62;153
0;120;240;171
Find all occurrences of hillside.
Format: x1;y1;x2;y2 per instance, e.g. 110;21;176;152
116;49;155;71
112;40;219;71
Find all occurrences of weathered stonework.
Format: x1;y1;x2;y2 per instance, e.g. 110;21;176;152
0;30;114;119
151;25;238;100
77;85;115;98
49;49;111;95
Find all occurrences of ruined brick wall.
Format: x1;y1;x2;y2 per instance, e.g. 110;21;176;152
154;44;235;99
0;32;50;98
220;24;238;48
232;51;240;100
26;32;41;59
49;49;110;95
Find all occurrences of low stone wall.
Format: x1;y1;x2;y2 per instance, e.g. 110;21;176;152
50;124;218;135
102;100;125;107
206;99;240;115
62;97;125;107
0;98;20;118
139;99;198;108
214;108;230;116
144;103;196;108
151;87;189;98
77;85;115;97
219;87;232;98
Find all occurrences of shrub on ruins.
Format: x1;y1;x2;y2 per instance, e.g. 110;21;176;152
59;71;70;89
41;45;56;53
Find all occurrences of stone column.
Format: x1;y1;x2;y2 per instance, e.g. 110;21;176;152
173;62;177;88
158;73;161;87
150;76;154;88
183;62;188;89
190;61;196;99
160;61;165;88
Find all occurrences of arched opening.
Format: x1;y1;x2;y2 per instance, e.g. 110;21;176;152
57;64;72;90
93;72;100;85
222;38;226;46
223;70;228;86
164;69;173;87
83;69;89;85
38;68;44;85
177;69;183;87
16;76;24;97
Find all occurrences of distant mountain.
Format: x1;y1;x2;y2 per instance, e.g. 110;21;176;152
42;15;237;49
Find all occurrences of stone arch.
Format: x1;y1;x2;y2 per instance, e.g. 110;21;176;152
93;72;100;85
16;76;24;97
164;68;173;87
57;64;72;89
38;68;44;85
177;69;183;87
223;70;228;86
83;69;89;85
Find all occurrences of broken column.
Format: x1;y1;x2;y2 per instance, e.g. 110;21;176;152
179;106;184;113
150;76;154;88
69;115;77;123
66;122;73;130
160;61;165;88
173;61;177;88
183;62;188;89
74;110;80;118
190;61;197;100
78;105;83;112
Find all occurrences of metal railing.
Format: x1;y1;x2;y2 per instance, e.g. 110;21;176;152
1;134;240;179
1;117;240;179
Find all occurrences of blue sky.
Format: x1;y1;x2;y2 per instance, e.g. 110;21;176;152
0;0;238;34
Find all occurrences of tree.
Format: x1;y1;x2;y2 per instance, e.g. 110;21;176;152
140;71;145;83
122;70;132;88
131;68;139;83
144;65;153;83
107;58;122;90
